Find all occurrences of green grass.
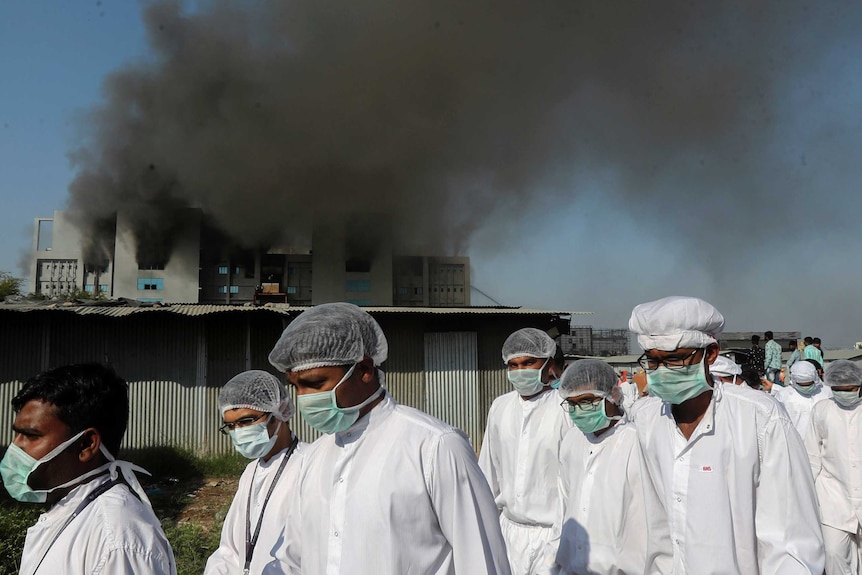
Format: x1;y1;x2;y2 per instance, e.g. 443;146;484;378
0;446;244;575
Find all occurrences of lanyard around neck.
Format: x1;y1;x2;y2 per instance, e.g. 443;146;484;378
31;476;121;575
244;436;299;574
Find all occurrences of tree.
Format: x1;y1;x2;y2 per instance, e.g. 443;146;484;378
0;271;23;300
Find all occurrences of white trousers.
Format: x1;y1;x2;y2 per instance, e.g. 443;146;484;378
823;523;862;575
500;514;555;575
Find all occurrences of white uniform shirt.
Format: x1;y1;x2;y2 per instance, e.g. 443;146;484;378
551;419;647;575
205;440;306;575
805;398;862;532
478;389;570;527
635;382;824;575
20;475;176;575
772;384;833;441
281;393;510;575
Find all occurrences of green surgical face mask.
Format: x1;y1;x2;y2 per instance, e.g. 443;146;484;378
646;356;713;405
568;398;620;434
0;429;111;504
296;364;384;434
792;382;818;397
833;389;862;408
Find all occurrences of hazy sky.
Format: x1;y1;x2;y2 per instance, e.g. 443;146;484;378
2;1;861;348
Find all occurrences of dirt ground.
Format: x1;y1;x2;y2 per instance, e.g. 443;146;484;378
151;476;240;529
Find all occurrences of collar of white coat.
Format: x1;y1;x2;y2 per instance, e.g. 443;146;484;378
38;474;115;527
661;380;721;445
334;391;394;446
585;415;630;445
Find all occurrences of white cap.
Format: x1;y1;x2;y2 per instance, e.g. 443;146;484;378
629;296;725;351
711;355;742;377
790;361;820;385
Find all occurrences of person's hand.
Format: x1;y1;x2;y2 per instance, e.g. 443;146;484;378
760;377;773;392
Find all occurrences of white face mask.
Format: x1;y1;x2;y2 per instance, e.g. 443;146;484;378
228;416;281;459
507;359;549;396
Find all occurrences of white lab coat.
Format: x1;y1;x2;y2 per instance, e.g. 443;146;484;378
805;398;862;574
280;393;511;575
772;383;833;441
805;398;862;532
20;475;176;575
635;382;825;575
549;419;647;575
205;441;306;575
478;389;570;574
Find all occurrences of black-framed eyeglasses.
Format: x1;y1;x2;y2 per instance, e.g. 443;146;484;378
218;413;270;435
637;349;702;371
560;397;603;414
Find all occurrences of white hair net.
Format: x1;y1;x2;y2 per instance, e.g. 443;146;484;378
790;361;820;385
502;328;556;363
824;360;862;388
711;355;742;377
629;296;725;351
218;370;295;421
557;359;619;397
268;302;388;372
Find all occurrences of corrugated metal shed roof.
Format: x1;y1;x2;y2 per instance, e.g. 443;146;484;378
0;301;588;317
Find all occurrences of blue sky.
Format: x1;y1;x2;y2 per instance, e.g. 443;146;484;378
2;1;862;348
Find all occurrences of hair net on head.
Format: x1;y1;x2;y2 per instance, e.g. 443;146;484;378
711;355;742;377
629;296;725;352
557;359;619;397
790;361;819;385
824;360;862;388
218;370;295;421
268;302;388;372
502;328;556;363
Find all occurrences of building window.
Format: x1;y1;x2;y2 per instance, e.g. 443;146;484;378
84;285;94;293
414;287;422;295
397;287;408;295
218;266;229;275
346;279;371;292
286;286;298;294
345;259;371;273
218;286;227;294
99;284;109;292
229;285;239;294
137;278;164;291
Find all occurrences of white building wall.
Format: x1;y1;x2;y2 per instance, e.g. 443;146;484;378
112;210;201;303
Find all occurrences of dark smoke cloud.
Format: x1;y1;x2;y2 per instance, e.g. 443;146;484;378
66;0;859;265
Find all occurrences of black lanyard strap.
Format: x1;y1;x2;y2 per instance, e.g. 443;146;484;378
32;476;121;574
244;437;299;574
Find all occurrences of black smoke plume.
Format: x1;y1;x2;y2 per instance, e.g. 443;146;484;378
66;0;843;265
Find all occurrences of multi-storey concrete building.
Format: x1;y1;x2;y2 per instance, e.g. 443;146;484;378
29;210;470;306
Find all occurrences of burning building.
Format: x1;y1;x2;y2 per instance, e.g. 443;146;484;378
30;209;470;306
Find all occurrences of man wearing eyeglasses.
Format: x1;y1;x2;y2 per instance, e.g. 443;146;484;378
548;359;647;574
205;370;305;575
628;296;824;575
479;328;570;575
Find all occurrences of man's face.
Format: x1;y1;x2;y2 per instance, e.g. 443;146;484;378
11;399;82;490
287;360;374;408
507;356;551;383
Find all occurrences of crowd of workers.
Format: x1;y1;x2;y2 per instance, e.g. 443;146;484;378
2;296;861;574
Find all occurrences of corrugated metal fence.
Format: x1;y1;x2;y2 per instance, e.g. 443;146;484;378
0;309;560;454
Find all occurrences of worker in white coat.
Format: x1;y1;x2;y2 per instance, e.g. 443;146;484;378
549;359;647;575
628;296;824;574
268;302;510;575
805;360;862;575
0;363;176;575
773;360;833;442
479;327;570;575
205;370;305;575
